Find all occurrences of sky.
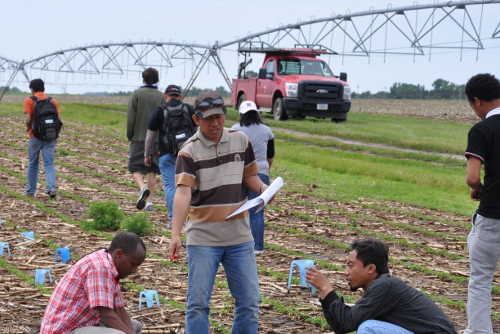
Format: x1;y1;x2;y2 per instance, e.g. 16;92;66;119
1;0;500;95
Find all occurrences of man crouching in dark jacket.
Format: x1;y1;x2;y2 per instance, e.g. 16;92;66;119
306;239;456;334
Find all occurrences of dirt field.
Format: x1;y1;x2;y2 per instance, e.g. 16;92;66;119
350;98;476;123
1;95;475;123
0;97;497;333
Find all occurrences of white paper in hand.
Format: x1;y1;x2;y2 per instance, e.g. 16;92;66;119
226;177;284;219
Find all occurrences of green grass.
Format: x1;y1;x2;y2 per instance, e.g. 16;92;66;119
278;141;464;188
275;159;473;215
226;108;471;155
272;140;474;215
62;104;127;135
1;102;127;139
272;131;466;166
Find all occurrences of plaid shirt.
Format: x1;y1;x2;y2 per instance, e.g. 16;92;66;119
40;249;124;334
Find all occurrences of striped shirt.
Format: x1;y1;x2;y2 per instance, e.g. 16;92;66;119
175;127;259;246
40;249;124;334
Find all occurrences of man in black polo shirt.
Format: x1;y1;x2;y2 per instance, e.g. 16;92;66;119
144;85;195;228
464;73;500;334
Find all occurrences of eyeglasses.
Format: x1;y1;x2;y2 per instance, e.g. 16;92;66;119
195;98;225;112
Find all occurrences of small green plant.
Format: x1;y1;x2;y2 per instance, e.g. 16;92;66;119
84;200;124;231
122;212;153;236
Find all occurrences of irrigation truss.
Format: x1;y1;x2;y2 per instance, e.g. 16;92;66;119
1;0;500;101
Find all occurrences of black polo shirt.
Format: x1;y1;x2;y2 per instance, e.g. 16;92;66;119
148;99;195;156
465;109;500;219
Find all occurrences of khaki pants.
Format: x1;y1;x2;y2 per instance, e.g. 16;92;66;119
70;320;142;334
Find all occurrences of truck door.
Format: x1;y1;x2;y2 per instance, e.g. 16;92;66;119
256;59;276;108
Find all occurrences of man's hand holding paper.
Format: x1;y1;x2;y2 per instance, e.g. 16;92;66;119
226;177;284;219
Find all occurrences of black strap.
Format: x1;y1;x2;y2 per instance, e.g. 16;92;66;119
30;96;52;103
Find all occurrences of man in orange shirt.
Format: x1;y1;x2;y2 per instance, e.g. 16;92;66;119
24;79;62;198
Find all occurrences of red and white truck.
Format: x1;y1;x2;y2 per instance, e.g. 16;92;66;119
230;48;351;122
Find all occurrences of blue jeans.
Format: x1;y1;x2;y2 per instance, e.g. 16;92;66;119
464;213;500;334
357;320;414;334
159;153;176;220
186;241;259;334
247;173;270;251
26;137;57;195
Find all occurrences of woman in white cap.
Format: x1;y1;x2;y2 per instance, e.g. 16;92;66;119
231;101;275;255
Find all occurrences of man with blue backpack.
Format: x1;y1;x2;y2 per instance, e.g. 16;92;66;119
24;79;63;199
144;84;196;228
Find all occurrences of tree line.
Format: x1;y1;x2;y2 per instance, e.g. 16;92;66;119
105;86;232;97
353;79;466;100
1;85;231;97
3;79;464;100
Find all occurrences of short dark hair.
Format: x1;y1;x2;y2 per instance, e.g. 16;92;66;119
142;67;159;85
464;73;500;102
239;110;265;127
351;239;389;275
108;232;146;254
29;79;45;93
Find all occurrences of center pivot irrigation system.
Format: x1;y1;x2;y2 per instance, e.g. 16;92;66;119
1;0;500;102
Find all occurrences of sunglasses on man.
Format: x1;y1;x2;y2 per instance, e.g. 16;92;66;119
195;98;225;112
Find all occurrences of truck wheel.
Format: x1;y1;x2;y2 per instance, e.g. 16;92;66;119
237;94;246;109
273;98;288;121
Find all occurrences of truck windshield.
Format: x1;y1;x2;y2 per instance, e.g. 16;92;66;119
278;59;334;77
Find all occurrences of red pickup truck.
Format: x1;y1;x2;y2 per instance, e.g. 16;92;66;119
230;48;351;122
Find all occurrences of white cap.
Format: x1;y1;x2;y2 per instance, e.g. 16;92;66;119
238;100;258;114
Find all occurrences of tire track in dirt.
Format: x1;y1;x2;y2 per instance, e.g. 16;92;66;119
273;128;465;161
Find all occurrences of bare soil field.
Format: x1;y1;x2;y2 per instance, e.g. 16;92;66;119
2;95;475;123
350;99;476;123
0;97;497;333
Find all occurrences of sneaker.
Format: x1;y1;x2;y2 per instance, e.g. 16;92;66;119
254;250;264;255
26;193;35;197
145;202;154;212
48;189;57;199
166;220;172;229
136;187;150;210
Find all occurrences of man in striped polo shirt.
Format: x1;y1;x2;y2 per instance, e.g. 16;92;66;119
169;90;269;333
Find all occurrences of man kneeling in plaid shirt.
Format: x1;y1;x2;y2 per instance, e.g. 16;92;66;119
40;232;146;334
